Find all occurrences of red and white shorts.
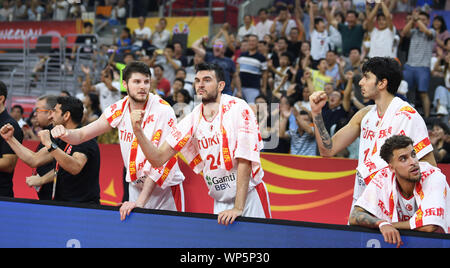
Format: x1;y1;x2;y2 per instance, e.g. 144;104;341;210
213;182;271;219
129;182;185;212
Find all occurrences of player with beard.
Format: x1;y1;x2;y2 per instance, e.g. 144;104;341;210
309;57;436;215
349;135;449;247
51;61;185;220
128;62;271;225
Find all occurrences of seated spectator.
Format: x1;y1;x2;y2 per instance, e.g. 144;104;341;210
51;0;69;21
27;0;44;21
192;36;237;96
132;16;152;51
22;110;40;141
270;52;293;93
10;104;26;128
13;0;27;20
0;0;14;21
154;44;181;84
153;64;171;97
111;0;127;24
173;41;188;67
150;17;171;50
82;93;102;126
430;121;450;163
433;53;449;120
72;22;97;60
69;1;86;19
432;16;450;56
254;8;273;41
237;15;256;42
280;101;317;156
165;78;184;106
114;27;133;54
173;89;193;121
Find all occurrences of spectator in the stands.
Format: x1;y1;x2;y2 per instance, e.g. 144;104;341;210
173;41;188;67
132;16;152;51
432;15;449;56
237;15;256;42
27;0;44;21
365;1;396;58
154;44;181;85
150;17;171;50
153;64;171;97
114;27;132;54
237;34;268;103
10;105;26;128
13;0;27;20
51;0;69;21
192;36;237;96
309;2;330;63
254;8;273;41
402;10;436;118
0;0;14;21
110;0;127;24
270;6;297;39
325;6;366;57
69;1;86;19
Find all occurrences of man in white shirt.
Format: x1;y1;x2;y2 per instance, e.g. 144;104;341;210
366;1;396;58
254;8;273;41
0;0;14;21
270;6;297;39
237;15;256;42
133;16;152;50
151;17;171;50
95;67;121;112
52;0;69;21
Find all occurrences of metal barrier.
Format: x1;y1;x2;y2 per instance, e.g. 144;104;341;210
0;33;100;104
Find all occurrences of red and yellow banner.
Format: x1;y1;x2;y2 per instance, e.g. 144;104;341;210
12;141;450;225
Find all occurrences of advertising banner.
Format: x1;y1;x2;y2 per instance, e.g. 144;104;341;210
12;141;450;225
0;20;81;49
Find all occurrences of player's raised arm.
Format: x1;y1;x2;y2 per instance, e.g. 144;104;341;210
309;91;368;156
51;113;112;145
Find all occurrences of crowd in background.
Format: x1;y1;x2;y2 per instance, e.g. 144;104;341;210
2;0;449;164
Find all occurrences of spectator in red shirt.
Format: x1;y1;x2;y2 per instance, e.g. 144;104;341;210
153;64;171;97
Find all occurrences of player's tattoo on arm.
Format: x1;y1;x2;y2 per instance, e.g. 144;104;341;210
349;206;381;229
313;114;332;150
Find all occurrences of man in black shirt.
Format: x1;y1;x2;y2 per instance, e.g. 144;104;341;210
25;94;58;200
0;96;100;204
0;81;23;197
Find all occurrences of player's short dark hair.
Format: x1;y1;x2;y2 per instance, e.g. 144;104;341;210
362;57;402;95
123;61;151;83
380;135;414;163
195;62;226;83
57;96;84;125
